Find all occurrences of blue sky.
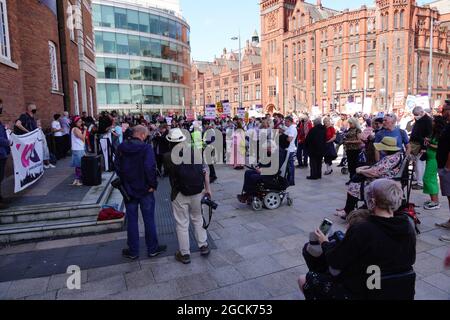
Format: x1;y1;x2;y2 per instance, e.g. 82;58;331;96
181;0;427;61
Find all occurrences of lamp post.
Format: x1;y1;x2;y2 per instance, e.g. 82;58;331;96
231;33;242;111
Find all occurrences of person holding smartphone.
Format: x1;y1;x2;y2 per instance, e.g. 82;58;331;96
298;179;416;300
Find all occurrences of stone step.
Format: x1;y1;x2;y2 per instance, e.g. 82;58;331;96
0;215;125;243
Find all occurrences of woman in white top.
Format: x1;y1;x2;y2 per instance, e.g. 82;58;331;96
71;116;87;186
52;114;65;160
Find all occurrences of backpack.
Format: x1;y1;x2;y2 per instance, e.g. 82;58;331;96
174;163;205;196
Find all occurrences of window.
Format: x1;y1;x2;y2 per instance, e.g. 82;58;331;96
269;86;277;97
244;86;249;101
73;81;80;115
49;42;59;91
0;0;11;60
224;89;229;101
397;38;401;48
68;2;76;41
438;62;443;86
89;87;94;116
223;77;229;85
396;56;401;66
215;90;220;102
256;85;261;100
396;74;400;86
368;63;375;89
394;11;399;29
351;65;357;90
243;74;249;82
335;67;341;92
322;69;327;94
139;12;149;33
234;88;239;102
355;23;359;34
399;10;404;29
101;5;114;28
214;80;220;87
254;71;261;80
350;24;354;35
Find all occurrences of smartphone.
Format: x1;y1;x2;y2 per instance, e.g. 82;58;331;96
319;219;333;235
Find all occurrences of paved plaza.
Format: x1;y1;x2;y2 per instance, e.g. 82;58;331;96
0;163;449;300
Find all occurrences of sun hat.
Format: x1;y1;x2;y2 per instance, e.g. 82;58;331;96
166;128;186;143
374;136;401;152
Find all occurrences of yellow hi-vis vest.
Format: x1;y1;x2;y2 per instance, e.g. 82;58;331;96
191;130;203;149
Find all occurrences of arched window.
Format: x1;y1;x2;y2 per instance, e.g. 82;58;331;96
48;41;59;91
394;10;399;29
368;63;375;89
438;62;443;86
355;23;359;34
322;69;327;94
397;56;401;66
397;38;401;48
335;67;341;91
350;24;354;35
351;65;357;90
396;74;400;86
399;10;404;29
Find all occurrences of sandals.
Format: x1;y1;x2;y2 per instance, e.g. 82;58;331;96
436;221;450;230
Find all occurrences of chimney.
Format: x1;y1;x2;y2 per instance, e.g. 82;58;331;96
317;0;322;8
223;48;227;55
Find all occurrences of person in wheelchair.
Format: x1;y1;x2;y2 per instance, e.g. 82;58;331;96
237;140;288;205
299;179;416;300
336;136;404;219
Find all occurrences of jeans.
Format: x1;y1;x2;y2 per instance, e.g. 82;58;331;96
125;193;159;256
297;143;308;166
288;152;296;186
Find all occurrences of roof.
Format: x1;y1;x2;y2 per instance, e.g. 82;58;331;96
302;2;339;22
425;0;450;14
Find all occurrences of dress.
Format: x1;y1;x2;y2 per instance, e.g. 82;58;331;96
347;152;402;199
423;138;439;195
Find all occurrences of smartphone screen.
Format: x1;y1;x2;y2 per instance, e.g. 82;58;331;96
320;219;333;235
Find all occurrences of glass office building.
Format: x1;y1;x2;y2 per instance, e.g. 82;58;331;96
93;0;191;114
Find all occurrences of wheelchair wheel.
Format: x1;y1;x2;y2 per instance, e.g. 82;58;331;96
252;198;263;212
264;193;282;210
341;167;349;175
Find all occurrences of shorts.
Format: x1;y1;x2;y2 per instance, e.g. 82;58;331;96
438;168;450;197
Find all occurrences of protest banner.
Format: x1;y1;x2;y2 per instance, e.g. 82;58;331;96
204;104;216;120
11;129;44;193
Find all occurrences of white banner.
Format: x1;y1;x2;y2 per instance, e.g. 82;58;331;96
223;102;231;117
11;129;44;193
204;105;216;120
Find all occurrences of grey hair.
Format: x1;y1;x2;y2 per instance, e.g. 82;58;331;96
364;179;403;213
412;106;424;116
132;125;149;137
385;113;398;123
313;117;322;126
347;117;361;130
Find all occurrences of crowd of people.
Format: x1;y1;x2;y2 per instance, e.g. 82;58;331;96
0;96;449;299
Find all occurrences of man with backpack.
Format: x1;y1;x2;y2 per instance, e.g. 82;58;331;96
165;128;212;265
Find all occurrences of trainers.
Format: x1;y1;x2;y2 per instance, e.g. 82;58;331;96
44;165;50;169
424;202;441;210
149;245;167;257
175;251;191;264
122;249;139;260
412;184;423;190
49;164;56;168
200;245;211;257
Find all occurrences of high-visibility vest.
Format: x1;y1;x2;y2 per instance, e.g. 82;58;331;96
191;130;203;149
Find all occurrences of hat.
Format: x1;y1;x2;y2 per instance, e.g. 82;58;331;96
374;137;401;152
166;128;186;143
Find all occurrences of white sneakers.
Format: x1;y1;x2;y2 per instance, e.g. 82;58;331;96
44;164;56;169
423;201;441;210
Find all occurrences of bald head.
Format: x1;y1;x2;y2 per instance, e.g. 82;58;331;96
132;125;149;141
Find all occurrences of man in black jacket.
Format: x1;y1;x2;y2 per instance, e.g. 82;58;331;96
410;107;433;190
305;117;327;180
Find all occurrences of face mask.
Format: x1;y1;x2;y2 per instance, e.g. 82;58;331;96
32;109;37;114
414;115;422;121
0;108;3;115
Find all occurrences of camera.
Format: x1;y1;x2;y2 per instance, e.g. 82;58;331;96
111;177;132;203
201;195;218;210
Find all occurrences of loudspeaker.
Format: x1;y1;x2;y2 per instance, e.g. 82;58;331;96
81;155;102;186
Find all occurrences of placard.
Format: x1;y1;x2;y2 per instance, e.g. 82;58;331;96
204;105;216;120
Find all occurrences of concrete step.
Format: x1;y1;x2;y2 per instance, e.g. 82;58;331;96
0;215;124;243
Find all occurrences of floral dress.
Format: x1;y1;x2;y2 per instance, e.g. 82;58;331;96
347;152;403;199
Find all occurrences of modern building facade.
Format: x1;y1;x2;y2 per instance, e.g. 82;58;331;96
260;0;450;115
192;33;262;116
0;0;97;127
93;0;191;114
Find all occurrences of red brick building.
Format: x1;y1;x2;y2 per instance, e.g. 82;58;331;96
0;0;97;128
192;33;262;116
260;0;450;115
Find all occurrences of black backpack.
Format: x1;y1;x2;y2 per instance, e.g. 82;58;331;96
174;163;205;196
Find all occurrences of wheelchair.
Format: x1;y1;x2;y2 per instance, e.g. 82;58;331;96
239;150;294;212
